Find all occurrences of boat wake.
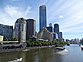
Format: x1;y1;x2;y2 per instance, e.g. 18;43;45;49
8;58;22;62
55;49;68;55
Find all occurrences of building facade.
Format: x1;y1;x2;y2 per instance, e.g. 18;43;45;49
58;32;63;41
37;28;53;41
0;24;13;40
46;23;53;32
46;26;53;32
39;5;47;30
26;19;36;40
54;24;59;33
53;33;58;39
14;18;26;42
0;35;3;41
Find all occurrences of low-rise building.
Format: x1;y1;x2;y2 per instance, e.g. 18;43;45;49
0;24;13;40
0;35;3;41
37;28;53;41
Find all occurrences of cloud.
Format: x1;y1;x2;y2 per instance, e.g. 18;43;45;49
4;5;32;18
4;5;23;18
39;0;49;6
0;5;32;26
25;6;32;16
59;15;64;18
0;11;15;26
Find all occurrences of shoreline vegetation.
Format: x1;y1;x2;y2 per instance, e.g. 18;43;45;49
26;41;69;47
0;41;69;53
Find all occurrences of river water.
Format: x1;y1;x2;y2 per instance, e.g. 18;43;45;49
0;44;83;62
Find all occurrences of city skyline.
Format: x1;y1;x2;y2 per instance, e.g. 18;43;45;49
0;0;83;39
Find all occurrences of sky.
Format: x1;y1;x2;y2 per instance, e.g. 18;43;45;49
0;0;83;39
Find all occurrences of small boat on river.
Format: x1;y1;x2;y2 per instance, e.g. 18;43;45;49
55;47;65;50
8;58;22;62
81;45;83;50
67;43;70;46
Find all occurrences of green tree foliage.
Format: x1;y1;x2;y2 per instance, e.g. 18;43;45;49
26;40;69;47
11;37;17;41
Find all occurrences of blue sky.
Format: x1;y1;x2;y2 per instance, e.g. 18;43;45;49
0;0;83;39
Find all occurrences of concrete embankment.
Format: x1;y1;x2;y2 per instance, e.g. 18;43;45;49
0;45;55;53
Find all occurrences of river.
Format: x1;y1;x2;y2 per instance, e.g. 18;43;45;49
0;44;83;62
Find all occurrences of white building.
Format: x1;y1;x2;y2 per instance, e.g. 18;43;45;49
37;28;53;41
0;35;3;41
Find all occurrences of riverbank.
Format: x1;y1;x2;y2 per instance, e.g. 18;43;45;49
0;41;68;53
0;45;55;53
25;45;55;51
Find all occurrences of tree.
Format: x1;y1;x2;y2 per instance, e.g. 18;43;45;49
11;37;17;41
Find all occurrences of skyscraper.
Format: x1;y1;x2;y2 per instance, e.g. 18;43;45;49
39;5;47;30
58;32;63;40
14;18;26;42
26;19;36;40
54;24;59;33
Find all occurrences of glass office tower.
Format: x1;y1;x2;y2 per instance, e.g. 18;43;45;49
39;5;47;30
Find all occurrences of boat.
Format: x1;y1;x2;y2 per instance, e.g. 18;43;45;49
8;58;22;62
81;45;83;50
23;49;29;52
48;46;52;48
67;43;70;46
55;47;65;50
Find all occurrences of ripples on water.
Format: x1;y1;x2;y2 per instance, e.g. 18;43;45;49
0;44;83;62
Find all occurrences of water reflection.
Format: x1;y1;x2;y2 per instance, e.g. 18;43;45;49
0;52;22;62
0;44;83;62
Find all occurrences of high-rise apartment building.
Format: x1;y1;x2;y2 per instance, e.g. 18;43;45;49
14;18;26;42
26;19;36;40
39;5;47;30
54;24;59;33
58;32;63;40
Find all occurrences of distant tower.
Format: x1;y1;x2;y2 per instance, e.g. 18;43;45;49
54;24;59;33
26;19;36;40
14;18;26;43
46;23;53;32
58;32;63;40
49;23;52;27
39;5;47;30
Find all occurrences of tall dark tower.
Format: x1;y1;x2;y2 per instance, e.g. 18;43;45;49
39;5;47;30
26;19;36;40
54;24;59;33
